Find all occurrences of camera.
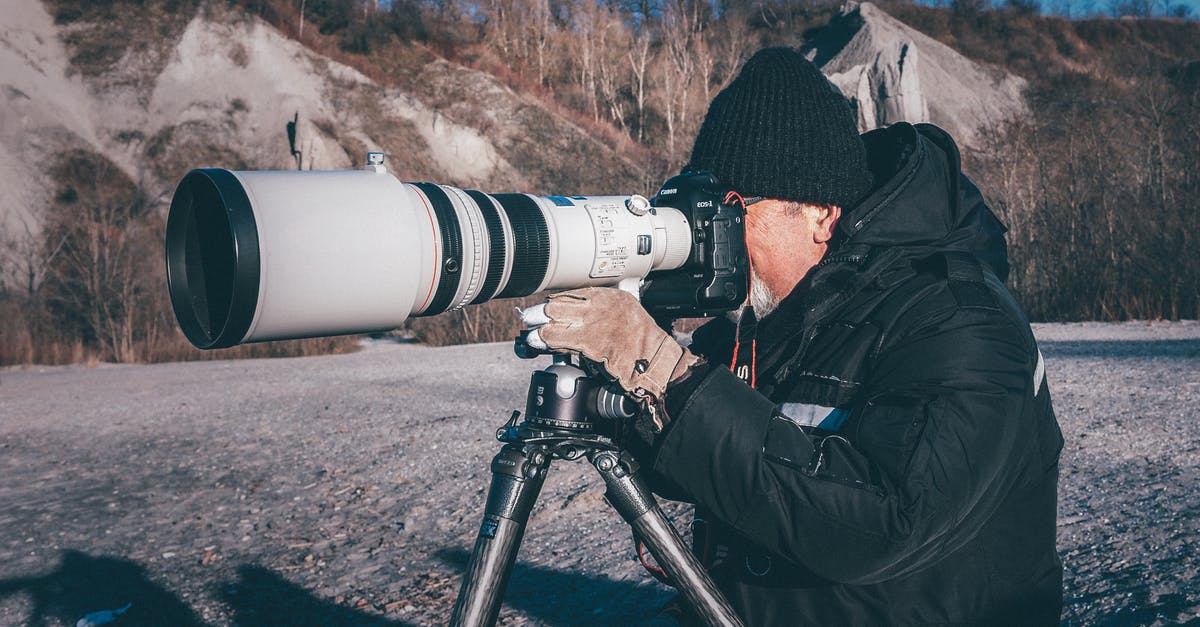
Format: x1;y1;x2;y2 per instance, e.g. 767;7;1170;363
164;154;749;349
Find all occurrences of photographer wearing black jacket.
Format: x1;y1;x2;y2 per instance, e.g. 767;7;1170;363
525;47;1064;625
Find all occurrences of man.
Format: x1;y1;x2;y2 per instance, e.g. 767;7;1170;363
525;48;1063;624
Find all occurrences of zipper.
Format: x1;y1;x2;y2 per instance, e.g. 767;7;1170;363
814;253;867;271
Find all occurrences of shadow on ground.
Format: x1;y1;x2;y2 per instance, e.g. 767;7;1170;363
0;550;203;626
218;565;413;627
437;548;671;624
0;549;669;625
0;551;418;627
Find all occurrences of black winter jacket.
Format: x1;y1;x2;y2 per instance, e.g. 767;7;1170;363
653;123;1064;625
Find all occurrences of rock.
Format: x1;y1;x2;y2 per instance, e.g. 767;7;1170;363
806;2;1027;148
75;602;132;627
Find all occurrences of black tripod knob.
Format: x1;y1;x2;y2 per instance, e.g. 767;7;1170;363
514;330;549;359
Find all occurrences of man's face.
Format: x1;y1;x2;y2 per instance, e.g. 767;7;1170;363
741;199;841;317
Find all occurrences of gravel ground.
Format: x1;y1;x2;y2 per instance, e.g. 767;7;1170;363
0;321;1197;626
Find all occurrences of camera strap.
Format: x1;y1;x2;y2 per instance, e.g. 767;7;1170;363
722;190;759;390
731;306;759;388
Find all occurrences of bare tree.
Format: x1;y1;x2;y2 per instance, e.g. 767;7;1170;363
627;32;651;142
709;8;754;93
46;189;155;363
532;0;554;86
574;1;612;122
1;214;67;299
38;153;160;363
594;5;634;132
693;33;716;105
657;0;701;158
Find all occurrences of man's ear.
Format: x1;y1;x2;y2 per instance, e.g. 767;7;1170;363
813;205;841;244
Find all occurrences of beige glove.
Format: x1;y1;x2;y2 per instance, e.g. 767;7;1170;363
528;288;699;422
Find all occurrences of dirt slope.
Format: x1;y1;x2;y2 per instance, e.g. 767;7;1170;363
0;0;643;238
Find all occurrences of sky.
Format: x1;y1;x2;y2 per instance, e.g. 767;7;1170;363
915;0;1200;17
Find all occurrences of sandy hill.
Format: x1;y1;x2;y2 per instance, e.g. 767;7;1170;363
0;0;1031;241
806;1;1028;148
0;0;644;235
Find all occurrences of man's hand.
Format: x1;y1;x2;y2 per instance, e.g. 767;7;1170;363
522;287;700;428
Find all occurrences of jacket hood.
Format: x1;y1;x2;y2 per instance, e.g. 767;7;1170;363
725;123;1011;356
837;123;1010;281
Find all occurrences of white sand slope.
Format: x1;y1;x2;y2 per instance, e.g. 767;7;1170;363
0;0;524;239
0;0;106;230
807;2;1028;148
149;16;368;171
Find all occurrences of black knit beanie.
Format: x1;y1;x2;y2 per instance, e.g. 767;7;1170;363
687;47;874;208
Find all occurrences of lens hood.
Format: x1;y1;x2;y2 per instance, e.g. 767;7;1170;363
165;168;261;349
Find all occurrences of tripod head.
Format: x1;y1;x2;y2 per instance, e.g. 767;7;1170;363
498;331;638;453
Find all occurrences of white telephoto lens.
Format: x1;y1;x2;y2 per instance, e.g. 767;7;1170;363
165;167;692;349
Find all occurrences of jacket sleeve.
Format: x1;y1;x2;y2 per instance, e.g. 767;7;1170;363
652;308;1040;584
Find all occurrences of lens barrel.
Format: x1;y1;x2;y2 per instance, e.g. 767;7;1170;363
165;167;691;349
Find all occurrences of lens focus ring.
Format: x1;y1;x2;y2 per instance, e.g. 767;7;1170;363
493;193;550;299
444;186;488;310
466;190;508;305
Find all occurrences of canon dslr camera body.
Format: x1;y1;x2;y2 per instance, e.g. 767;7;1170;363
643;171;749;320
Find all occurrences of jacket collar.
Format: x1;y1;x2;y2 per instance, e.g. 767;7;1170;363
753;122;1008;355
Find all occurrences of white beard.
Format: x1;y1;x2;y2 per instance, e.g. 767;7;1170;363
750;267;781;317
728;268;781;322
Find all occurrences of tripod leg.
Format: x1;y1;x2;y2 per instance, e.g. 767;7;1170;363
592;451;744;627
450;443;551;627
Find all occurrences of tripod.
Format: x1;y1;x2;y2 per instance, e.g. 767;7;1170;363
448;341;743;627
